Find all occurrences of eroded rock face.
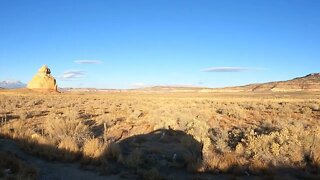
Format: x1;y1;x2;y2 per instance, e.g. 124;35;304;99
27;65;58;91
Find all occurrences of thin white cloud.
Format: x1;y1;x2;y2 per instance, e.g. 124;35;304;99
74;60;103;64
202;67;259;72
59;70;86;80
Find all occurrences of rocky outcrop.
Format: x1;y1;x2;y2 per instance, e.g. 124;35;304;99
27;65;58;92
253;73;320;92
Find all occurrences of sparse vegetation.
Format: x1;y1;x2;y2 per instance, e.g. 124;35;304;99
0;91;319;179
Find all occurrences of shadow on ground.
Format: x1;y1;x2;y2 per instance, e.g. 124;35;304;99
113;129;203;176
0;128;320;179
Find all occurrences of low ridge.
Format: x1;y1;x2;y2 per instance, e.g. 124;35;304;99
131;73;320;93
222;73;320;92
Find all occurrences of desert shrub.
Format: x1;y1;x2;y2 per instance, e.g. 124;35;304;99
208;128;230;153
243;123;314;167
125;149;143;168
202;150;221;172
216;153;243;172
182;150;202;172
227;128;245;150
82;138;106;162
184;118;210;141
311;146;320;168
309;131;320;168
278;105;294;118
205;121;320;173
1;120;34;139
30;134;53;146
57;137;80;161
105;142;122;162
300;106;312;115
203;150;245;173
254;122;280;136
216;105;246;119
44;113;91;145
309;103;319;111
14;138;60;161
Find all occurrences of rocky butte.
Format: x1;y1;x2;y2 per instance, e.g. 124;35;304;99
27;65;58;92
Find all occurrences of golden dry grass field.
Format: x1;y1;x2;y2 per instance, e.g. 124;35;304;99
0;89;320;179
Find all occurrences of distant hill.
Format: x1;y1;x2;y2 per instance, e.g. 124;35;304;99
219;73;320;92
133;73;320;93
0;80;26;89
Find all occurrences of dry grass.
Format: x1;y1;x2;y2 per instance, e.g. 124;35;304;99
0;90;319;178
0;151;38;179
82;138;105;160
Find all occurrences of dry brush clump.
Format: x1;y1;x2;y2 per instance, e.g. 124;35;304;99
82;138;106;162
43;112;91;145
203;120;320;177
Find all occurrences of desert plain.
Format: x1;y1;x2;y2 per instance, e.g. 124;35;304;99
0;89;319;179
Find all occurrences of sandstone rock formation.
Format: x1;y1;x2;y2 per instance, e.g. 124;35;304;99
27;65;58;92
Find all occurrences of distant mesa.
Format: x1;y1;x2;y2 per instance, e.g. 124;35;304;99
27;65;58;92
130;73;320;93
0;80;26;89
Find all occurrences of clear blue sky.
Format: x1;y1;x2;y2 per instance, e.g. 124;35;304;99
0;0;319;89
